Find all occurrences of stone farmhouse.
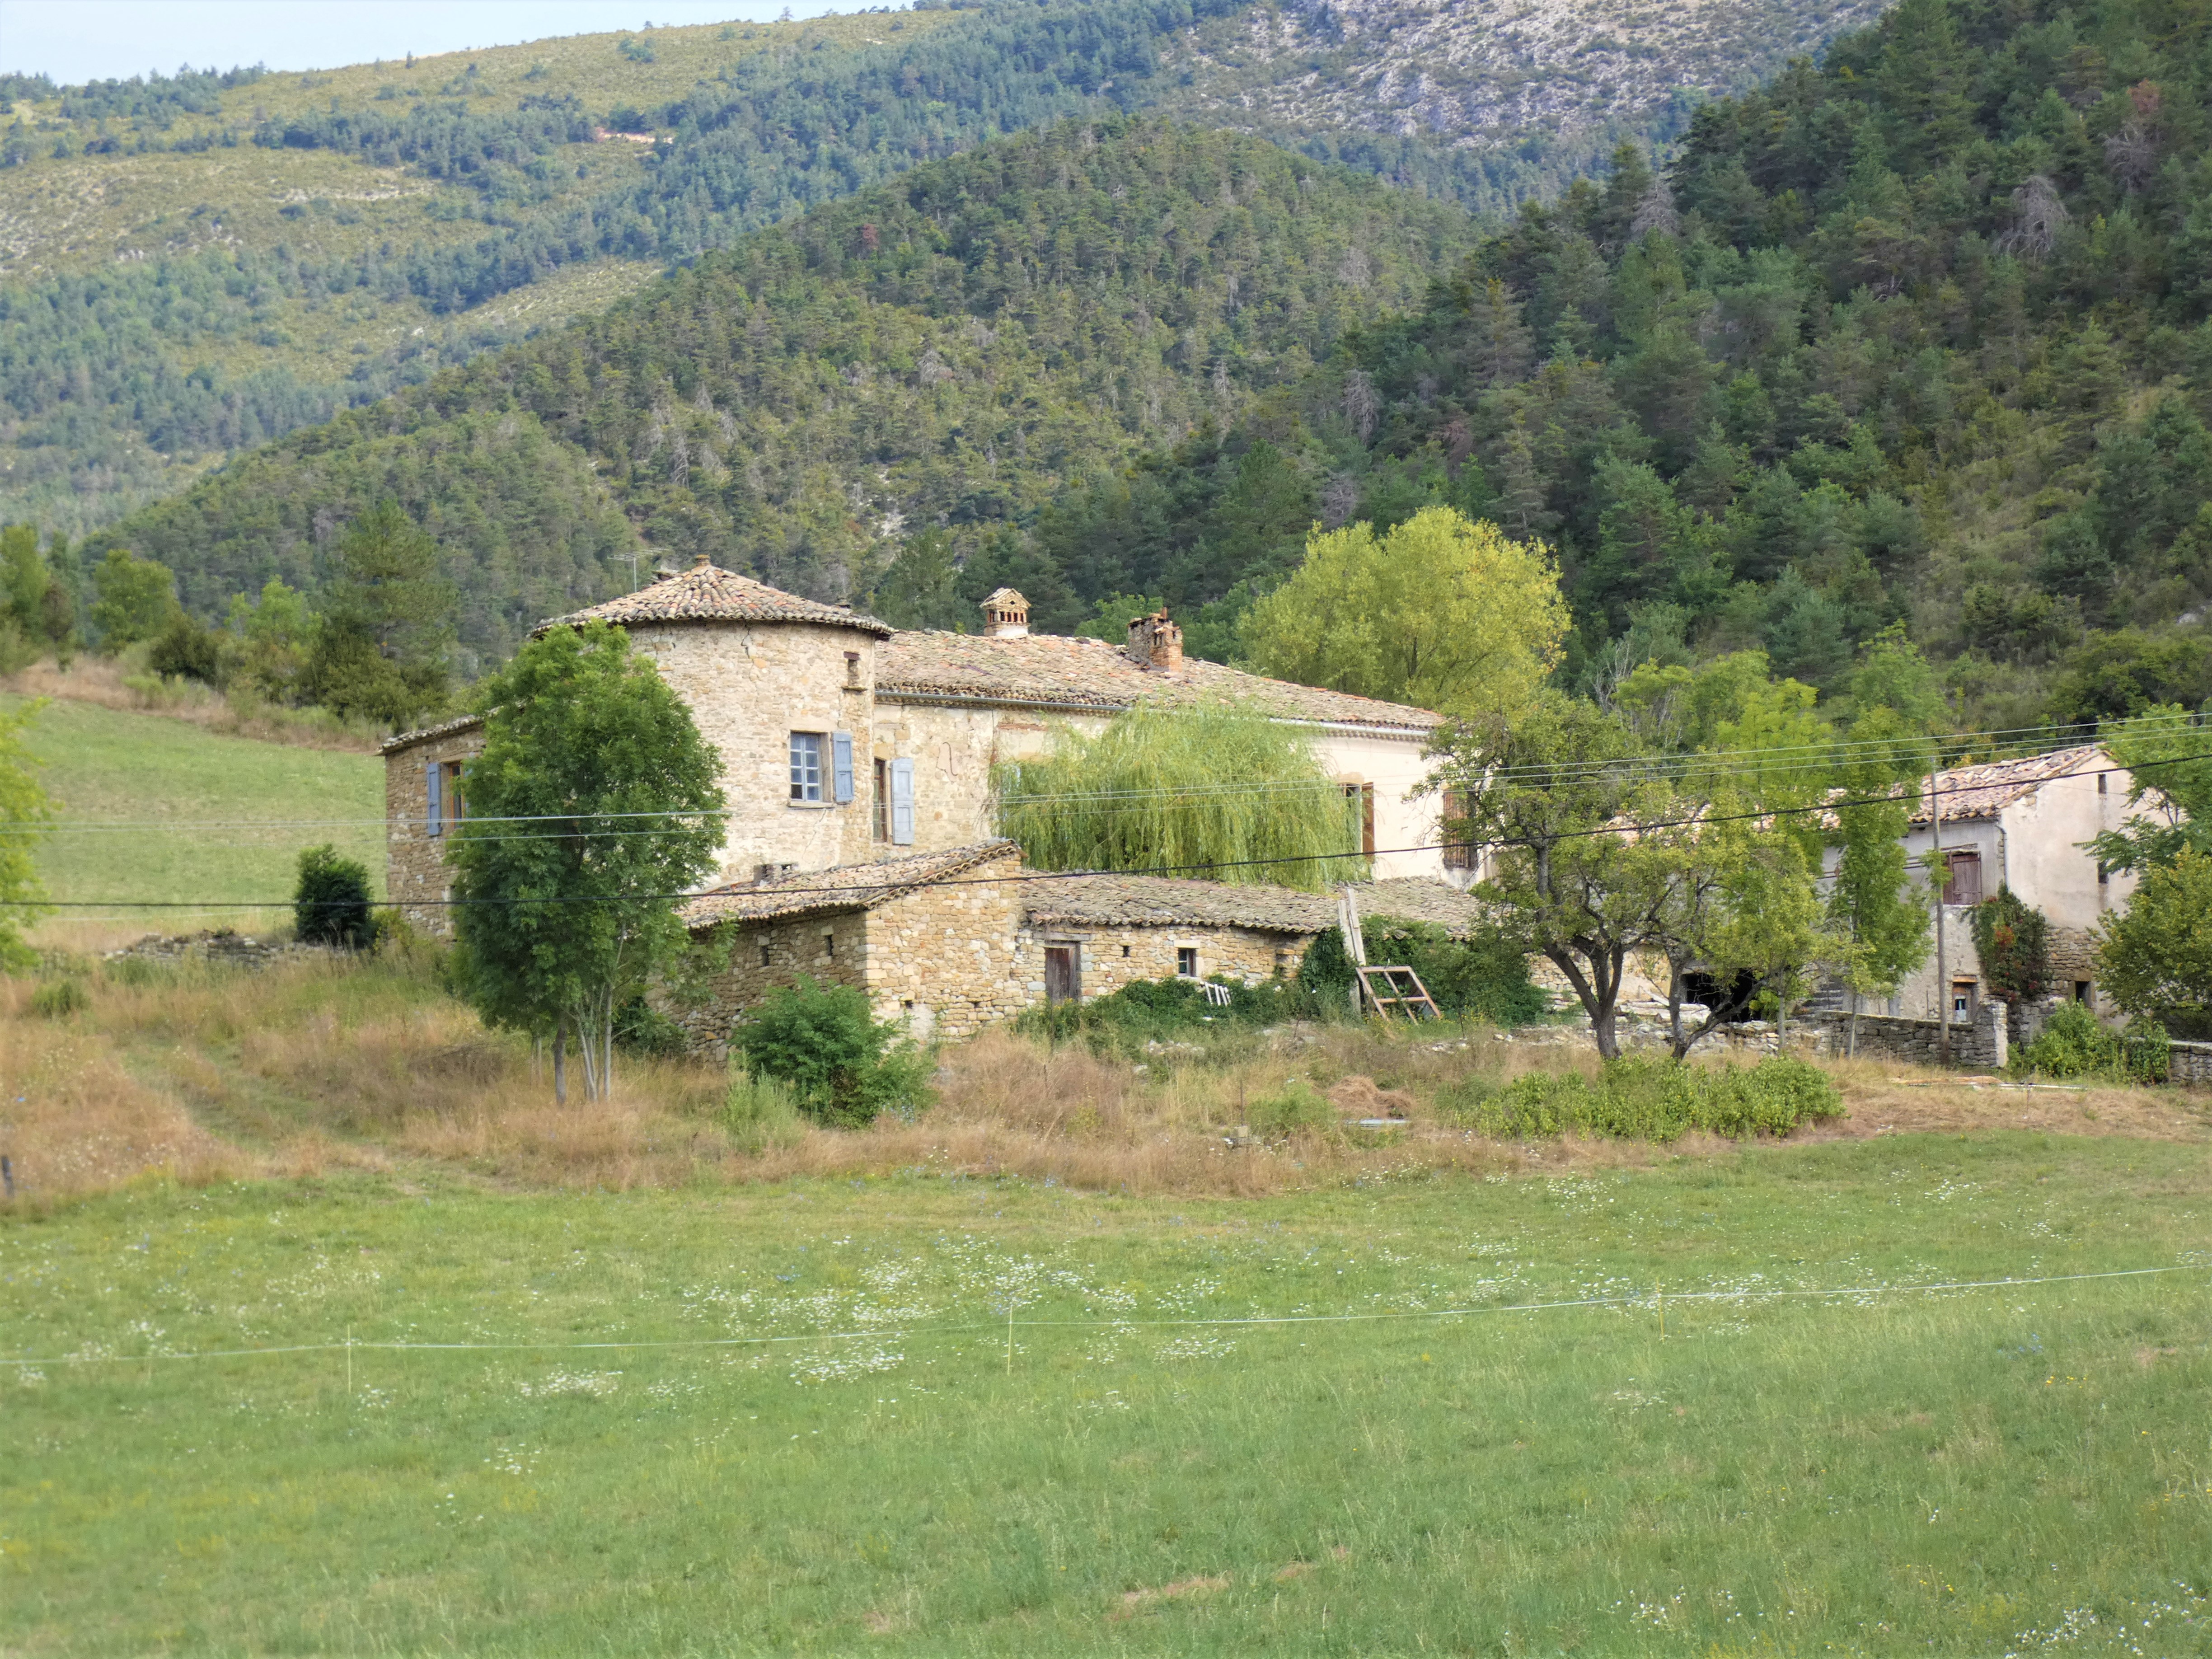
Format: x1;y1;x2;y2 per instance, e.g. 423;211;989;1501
382;558;1477;1044
1819;743;2141;1030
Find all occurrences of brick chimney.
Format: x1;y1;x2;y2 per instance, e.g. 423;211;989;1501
981;588;1030;639
1125;609;1184;673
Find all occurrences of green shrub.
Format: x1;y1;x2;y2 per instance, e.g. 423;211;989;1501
734;977;934;1128
1453;1054;1842;1142
146;614;226;686
613;996;689;1058
2019;1002;2169;1083
1247;1078;1336;1139
724;1067;806;1154
293;844;376;949
1015;974;1326;1053
1298;919;1551;1025
29;978;88;1018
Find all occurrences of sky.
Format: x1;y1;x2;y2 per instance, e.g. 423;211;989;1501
1;1;849;85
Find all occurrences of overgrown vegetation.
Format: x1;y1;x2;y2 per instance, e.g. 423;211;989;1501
1296;921;1553;1027
1442;1052;1845;1140
2016;999;2172;1084
292;844;375;950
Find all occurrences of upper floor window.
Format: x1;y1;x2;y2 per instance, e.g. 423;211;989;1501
1940;849;1982;906
790;732;825;801
1441;788;1474;870
426;758;466;836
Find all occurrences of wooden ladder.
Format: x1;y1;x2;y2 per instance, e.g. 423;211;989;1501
1357;964;1442;1021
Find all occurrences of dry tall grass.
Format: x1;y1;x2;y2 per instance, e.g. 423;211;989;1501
2;951;2204;1208
0;656;379;752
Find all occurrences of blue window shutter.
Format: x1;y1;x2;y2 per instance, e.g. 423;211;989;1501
832;731;854;804
890;758;915;845
426;761;442;836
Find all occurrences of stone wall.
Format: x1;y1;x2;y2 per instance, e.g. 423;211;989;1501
2170;1042;2212;1086
100;930;344;971
1812;1000;2010;1069
628;619;881;882
670;863;1027;1054
384;726;485;935
1013;922;1308;1006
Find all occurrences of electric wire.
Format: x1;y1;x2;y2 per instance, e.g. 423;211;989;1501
19;748;2211;909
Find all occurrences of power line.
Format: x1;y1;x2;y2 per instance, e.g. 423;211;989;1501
0;1263;2189;1368
26;750;2209;909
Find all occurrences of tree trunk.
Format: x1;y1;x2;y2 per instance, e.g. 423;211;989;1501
553;1017;567;1106
1848;990;1860;1059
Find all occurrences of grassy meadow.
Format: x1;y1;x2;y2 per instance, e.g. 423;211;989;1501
3;1142;2209;1655
2;684;382;927
0;935;2208;1653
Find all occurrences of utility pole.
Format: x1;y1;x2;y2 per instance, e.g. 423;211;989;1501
1930;756;1949;1068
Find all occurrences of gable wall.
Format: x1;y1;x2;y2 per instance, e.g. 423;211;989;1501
384;727;486;934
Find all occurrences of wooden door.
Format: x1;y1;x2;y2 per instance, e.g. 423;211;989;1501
1045;946;1079;1006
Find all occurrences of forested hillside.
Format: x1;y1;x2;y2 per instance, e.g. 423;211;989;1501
83;118;1474;656
1006;0;2212;727
1;0;1889;536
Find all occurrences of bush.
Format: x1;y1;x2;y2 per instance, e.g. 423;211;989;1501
293;844;376;948
1970;887;2049;1005
734;977;934;1128
29;979;88;1017
146;614;226;686
613;995;688;1058
2019;1001;2170;1083
1298;919;1551;1025
1014;973;1327;1053
1446;1054;1843;1142
1247;1078;1336;1139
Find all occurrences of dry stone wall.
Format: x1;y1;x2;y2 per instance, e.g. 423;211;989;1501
1811;1002;2010;1069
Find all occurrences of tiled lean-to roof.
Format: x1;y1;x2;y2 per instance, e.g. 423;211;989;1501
537;559;894;637
679;841;1021;929
876;631;1442;732
380;711;487;756
1020;873;1340;935
1912;745;2107;825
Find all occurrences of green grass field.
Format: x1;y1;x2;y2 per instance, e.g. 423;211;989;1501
3;695;382;920
5;1136;2207;1654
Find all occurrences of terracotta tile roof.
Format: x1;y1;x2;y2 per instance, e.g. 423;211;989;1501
1021;873;1339;934
1350;879;1492;938
380;712;486;756
680;840;1020;929
1018;874;1486;937
537;560;893;637
876;630;1441;731
1914;745;2106;825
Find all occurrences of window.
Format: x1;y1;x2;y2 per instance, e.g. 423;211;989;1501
1343;782;1375;857
759;942;771;967
789;732;824;801
823;931;835;959
872;758;889;842
1121;944;1131;958
1951;980;1976;1021
425;759;465;836
1176;947;1198;978
1940;849;1982;905
1441;788;1474;870
844;651;862;687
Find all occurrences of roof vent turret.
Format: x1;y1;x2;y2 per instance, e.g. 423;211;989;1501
982;587;1030;639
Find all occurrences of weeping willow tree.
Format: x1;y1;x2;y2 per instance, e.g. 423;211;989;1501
992;703;1364;890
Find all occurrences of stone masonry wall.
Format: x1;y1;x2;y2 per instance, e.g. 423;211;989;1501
385;727;486;935
628;619;881;883
1812;1001;2010;1069
1014;923;1309;1006
665;909;873;1057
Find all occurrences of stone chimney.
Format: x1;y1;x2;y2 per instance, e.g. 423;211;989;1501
1125;609;1184;673
981;588;1030;638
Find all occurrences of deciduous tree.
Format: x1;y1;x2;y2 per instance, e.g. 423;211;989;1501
449;621;724;1102
1244;506;1568;720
